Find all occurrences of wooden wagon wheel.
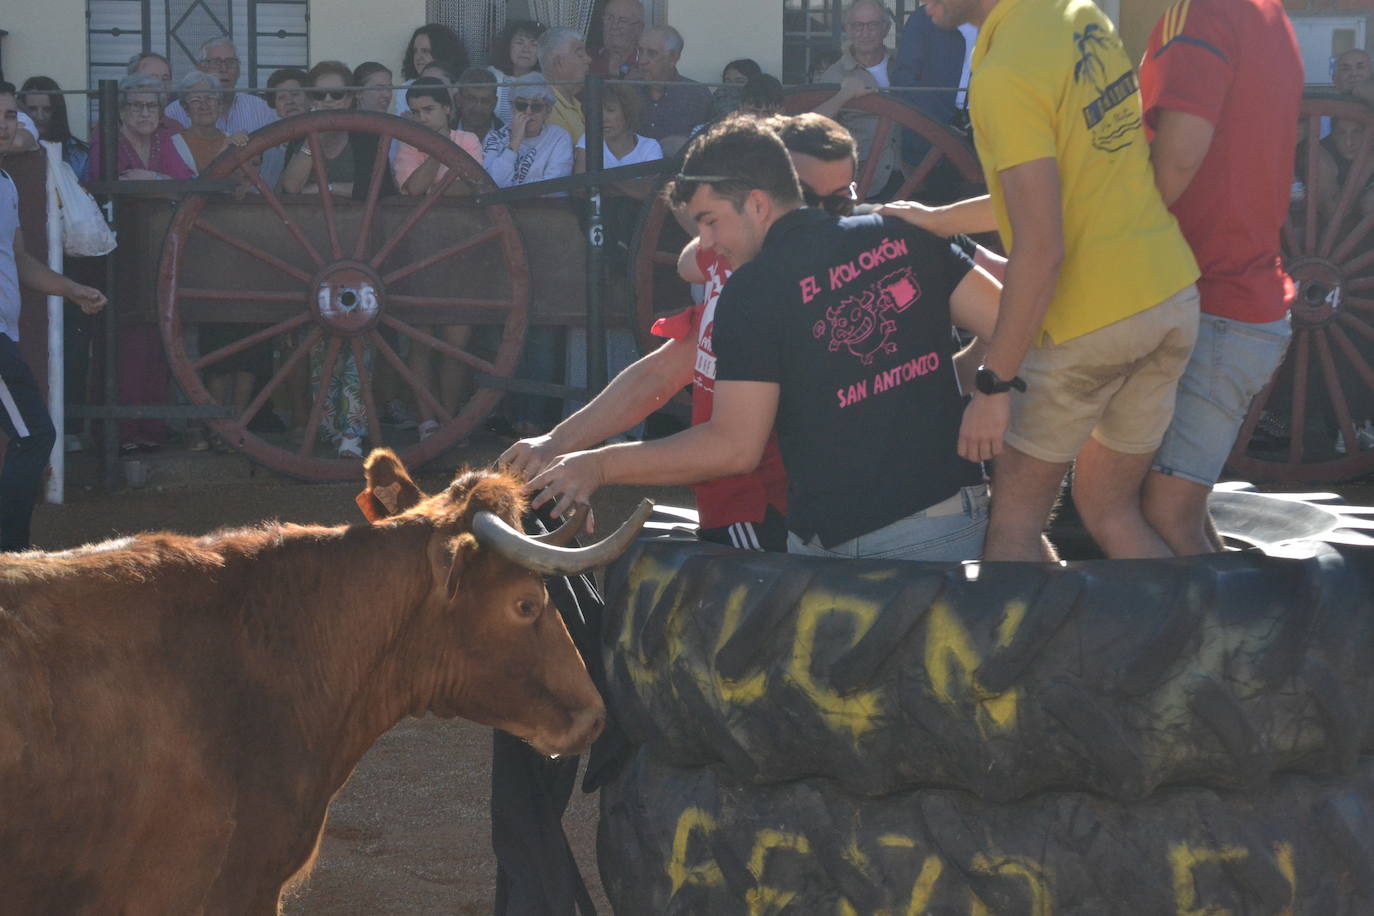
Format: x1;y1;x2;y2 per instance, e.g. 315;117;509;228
1229;97;1374;483
628;91;985;355
158;110;529;481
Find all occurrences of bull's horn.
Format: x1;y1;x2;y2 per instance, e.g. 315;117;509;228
531;504;589;547
473;499;655;575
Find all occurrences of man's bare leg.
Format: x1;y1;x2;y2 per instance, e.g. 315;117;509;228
1071;438;1175;559
1142;470;1223;556
984;445;1071;562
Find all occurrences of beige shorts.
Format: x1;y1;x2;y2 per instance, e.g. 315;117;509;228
1005;285;1200;464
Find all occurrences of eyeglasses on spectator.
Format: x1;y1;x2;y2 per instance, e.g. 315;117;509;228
512;99;547;113
803;182;858;217
201;57;240;69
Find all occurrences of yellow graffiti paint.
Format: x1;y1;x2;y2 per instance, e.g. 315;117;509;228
709;585;768;705
969;853;1053;916
785;587;884;741
1169;843;1250;916
667;807;723;894
1273;842;1296;915
924;601;1021;733
746;829;812;915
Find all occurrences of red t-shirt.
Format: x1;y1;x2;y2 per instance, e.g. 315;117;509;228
1139;0;1301;323
651;247;789;530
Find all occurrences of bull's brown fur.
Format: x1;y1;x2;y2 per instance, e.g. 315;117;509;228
0;451;604;914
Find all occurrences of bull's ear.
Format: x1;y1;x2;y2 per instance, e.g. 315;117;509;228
445;533;479;601
356;448;424;523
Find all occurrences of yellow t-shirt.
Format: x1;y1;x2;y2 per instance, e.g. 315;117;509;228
548;90;585;146
971;0;1198;344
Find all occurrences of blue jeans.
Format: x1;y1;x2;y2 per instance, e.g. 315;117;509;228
787;485;989;561
0;334;56;550
1153;313;1291;486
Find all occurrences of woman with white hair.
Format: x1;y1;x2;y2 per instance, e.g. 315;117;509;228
169;70;249;175
484;74;573;190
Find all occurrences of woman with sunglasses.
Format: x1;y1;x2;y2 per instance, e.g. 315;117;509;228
280;61;396;199
485;75;573;190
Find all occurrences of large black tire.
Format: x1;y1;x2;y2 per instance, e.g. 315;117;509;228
601;535;1374;802
599;747;1374;915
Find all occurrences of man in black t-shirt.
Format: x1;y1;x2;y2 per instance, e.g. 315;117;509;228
527;116;1001;560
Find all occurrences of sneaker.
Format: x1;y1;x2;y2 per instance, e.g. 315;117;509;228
338;434;363;459
384;399;418;429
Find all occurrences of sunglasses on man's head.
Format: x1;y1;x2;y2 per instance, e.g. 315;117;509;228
512;99;547;113
803;182;858;217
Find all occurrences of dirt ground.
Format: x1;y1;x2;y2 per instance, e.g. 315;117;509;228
41;433;695;916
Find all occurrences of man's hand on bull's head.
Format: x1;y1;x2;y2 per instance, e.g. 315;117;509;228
498;432;562;481
525;450;607;530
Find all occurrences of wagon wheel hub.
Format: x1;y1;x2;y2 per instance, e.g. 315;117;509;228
311;260;384;335
1287;257;1344;328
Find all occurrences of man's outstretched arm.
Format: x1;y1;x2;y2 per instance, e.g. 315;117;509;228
524;380;780;520
13;229;106;313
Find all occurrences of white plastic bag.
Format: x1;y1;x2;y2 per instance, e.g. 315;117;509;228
43;141;117;257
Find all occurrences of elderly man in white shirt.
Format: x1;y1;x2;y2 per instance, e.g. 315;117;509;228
165;37;276;136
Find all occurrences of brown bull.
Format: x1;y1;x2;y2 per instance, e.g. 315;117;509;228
0;449;651;914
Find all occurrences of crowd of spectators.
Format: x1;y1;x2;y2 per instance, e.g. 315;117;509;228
2;1;991;457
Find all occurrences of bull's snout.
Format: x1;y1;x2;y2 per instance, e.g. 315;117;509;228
534;703;606;758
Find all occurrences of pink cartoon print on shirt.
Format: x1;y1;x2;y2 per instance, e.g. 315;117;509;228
814;267;923;365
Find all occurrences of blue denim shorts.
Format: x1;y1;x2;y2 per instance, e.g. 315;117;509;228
1152;313;1291;486
787;485;990;561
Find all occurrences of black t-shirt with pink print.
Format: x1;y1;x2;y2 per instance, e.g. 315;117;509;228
714;208;981;547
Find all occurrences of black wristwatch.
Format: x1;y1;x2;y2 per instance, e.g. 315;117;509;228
974;366;1027;395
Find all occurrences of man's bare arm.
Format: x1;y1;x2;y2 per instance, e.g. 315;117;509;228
500;336;695;479
1150;108;1215;206
13;229;107;312
949;263;1001;341
525;379;780;517
880;195;997;237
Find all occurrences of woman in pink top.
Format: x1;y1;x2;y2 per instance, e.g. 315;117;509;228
395;77;485;439
84;73;193;182
394;78;483;196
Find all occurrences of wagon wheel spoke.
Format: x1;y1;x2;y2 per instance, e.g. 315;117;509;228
191;219;314;284
1303;114;1322;256
351;336;384;450
853;113;894;202
179;288;304;303
1287;330;1312;464
1312;329;1360;458
380;314;498;375
381;225;503;285
353;132;393;260
239;160;324;268
1346;246;1374;278
298;335;343;458
1328;322;1374;391
236;327;322;429
894;145;944;201
369;167;462;270
388;294;515;312
193;313;311;371
306;131;344;260
1345;296;1374;311
1330;211;1374;266
368;330;451;423
1338;310;1374;345
1320;132;1374;258
1345;276;1374;293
